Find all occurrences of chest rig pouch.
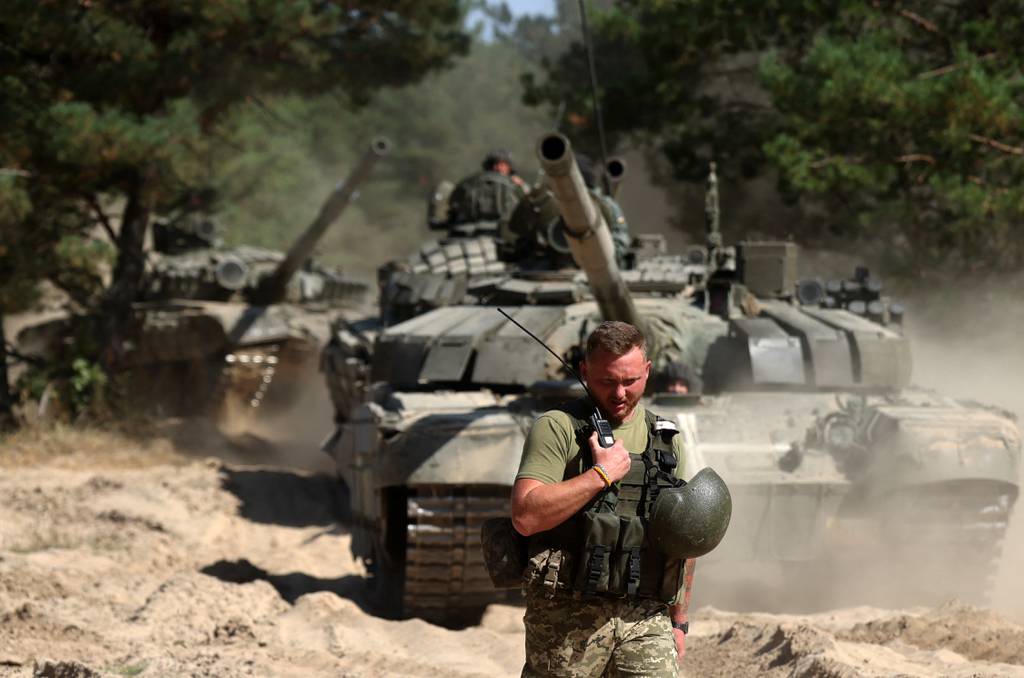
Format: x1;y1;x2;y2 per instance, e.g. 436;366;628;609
525;409;686;603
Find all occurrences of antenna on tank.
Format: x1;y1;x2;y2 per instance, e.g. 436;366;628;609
496;308;616;449
578;0;611;195
496;307;595;404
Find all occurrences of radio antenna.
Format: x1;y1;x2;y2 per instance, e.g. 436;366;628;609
578;0;611;195
496;308;596;404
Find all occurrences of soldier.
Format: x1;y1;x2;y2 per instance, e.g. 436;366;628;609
651;361;703;396
435;149;528;231
511;321;697;677
482;148;528;190
501;153;632;270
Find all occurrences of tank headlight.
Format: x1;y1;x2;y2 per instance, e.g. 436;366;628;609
215;256;249;291
825;420;857;449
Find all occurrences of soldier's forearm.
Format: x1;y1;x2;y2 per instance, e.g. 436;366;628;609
671;558;696;621
511;472;606;536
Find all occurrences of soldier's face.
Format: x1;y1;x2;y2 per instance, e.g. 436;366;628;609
666;380;689;394
581;346;650;425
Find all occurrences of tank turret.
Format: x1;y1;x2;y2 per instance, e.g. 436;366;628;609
536;133;642;329
254;137;391;304
20;137;389;422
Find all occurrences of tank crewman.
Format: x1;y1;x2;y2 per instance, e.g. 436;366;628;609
434;149;529;232
511;321;696;677
500;153;634;271
651;361;703;396
483;148;528;190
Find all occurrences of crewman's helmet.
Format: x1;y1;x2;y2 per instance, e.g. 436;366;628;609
647;467;732;559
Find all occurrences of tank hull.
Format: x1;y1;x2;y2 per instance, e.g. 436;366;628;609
327;328;1021;619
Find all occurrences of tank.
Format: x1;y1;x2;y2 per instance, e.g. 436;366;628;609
18;137;390;421
323;133;1021;623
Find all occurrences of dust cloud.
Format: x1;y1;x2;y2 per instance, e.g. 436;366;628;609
164;361;339;475
689;264;1024;620
897;274;1024;623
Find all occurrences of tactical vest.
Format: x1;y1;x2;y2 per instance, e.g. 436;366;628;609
447;171;524;225
525;404;686;602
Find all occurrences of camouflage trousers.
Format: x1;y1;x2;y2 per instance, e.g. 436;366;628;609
521;592;678;678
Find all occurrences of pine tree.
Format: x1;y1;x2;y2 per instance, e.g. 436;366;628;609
525;1;1024;270
0;0;468;422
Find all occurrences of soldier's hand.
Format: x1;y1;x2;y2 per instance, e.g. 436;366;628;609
588;432;630;482
673;626;686;661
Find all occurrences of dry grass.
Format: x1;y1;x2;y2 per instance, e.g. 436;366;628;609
0;421;189;469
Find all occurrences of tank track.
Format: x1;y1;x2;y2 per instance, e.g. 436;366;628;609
402;485;522;623
879;481;1017;604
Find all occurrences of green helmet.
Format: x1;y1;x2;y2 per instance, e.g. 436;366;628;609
647;467;732;559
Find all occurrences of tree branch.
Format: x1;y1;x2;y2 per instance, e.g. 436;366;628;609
5;342;44;366
917;52;998;80
895;153;936;164
87;195;118;243
968;133;1024;156
897;8;942;37
809;155;865;169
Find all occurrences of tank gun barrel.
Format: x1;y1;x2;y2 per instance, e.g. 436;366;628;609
605;157;626;199
536;133;641;328
256;136;391;304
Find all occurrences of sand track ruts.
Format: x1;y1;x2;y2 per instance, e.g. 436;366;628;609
1;452;1022;677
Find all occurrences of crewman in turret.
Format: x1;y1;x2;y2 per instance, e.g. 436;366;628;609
429;149;528;234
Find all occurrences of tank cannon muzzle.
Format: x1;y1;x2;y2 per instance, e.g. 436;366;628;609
536;133;641;328
214;255;249;291
194;219;219;243
605;157;626;198
254;136;391;304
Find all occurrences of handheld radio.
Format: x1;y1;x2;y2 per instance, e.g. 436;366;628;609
496;308;615;449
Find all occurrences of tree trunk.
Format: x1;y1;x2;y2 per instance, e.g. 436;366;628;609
0;310;16;432
100;169;153;371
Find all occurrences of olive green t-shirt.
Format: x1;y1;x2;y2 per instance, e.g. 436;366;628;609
516;402;687;484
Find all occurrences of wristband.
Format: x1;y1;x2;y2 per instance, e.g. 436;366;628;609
671;621;689;634
592;463;612;488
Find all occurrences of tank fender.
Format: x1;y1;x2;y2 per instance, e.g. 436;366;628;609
862;405;1021;488
375;408;525;487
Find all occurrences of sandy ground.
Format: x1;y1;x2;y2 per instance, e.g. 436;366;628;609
3;273;1023;677
2;431;1023;678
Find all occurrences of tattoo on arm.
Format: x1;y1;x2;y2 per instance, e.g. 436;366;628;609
681;558;695;616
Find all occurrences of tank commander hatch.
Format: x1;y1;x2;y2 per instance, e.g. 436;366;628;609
511;321;730;676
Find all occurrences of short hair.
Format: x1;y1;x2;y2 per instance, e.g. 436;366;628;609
586;321;646;360
482;149;513;171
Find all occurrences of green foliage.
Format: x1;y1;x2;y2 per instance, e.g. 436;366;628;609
525;1;1024;270
15;316;111;420
69;358;108;415
1;1;470;418
201;38;552;272
761;3;1024;268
